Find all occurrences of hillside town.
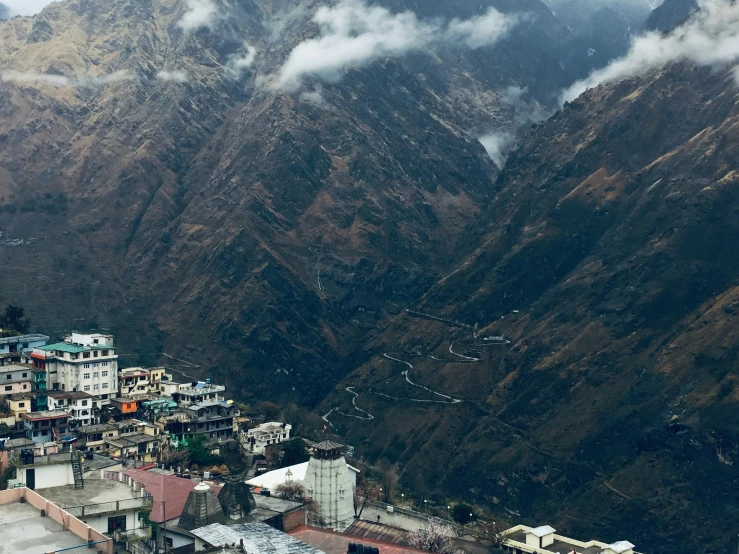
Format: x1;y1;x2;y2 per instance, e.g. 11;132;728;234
0;330;640;554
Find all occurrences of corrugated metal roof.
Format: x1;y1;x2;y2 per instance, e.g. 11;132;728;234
192;522;326;554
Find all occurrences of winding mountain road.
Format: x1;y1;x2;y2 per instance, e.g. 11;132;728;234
383;354;462;404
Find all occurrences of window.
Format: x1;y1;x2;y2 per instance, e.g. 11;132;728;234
83;364;90;369
22;343;28;349
5;375;10;379
93;351;99;358
82;400;88;406
93;372;99;378
93;384;99;391
102;362;109;367
102;383;109;389
42;429;49;436
33;430;39;437
83;373;90;379
4;385;10;391
102;371;108;377
22;373;27;378
93;363;98;368
22;384;27;390
102;350;109;356
84;385;90;391
83;352;90;359
18;402;25;408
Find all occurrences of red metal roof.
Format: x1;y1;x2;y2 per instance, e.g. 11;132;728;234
123;468;222;523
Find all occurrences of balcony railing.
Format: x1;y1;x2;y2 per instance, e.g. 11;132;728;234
114;527;152;543
65;496;152;518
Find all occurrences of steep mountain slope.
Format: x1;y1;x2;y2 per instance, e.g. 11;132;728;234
0;0;589;403
322;62;739;554
645;0;698;31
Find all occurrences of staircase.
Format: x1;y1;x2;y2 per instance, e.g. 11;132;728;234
71;451;84;489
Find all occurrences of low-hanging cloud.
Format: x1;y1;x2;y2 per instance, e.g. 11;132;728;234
561;0;739;104
226;44;257;77
274;0;521;90
479;131;515;169
1;70;130;88
156;70;189;83
179;0;218;31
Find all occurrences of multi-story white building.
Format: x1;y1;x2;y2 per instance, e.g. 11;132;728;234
244;422;292;454
32;333;118;406
46;391;96;428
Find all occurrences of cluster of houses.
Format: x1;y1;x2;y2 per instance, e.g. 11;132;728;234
0;330;641;554
0;331;241;463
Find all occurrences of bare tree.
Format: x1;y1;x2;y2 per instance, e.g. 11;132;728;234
275;482;324;527
408;518;465;554
353;475;381;518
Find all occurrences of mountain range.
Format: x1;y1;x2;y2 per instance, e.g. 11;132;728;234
2;0;738;552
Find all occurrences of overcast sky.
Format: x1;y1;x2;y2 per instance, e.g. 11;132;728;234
4;0;58;16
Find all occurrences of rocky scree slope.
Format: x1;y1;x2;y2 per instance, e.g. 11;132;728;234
0;0;583;403
323;62;739;554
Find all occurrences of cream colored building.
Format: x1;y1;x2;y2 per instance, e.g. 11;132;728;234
501;524;636;554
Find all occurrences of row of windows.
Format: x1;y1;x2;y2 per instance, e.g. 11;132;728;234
82;363;110;369
4;384;28;391
82;383;109;391
82;371;109;379
5;372;28;379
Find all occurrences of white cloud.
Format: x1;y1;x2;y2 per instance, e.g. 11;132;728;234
3;0;58;16
479;132;515;169
561;0;739;104
156;70;189;83
179;0;218;32
1;70;131;88
445;8;521;49
274;0;520;91
226;44;257;77
300;88;330;109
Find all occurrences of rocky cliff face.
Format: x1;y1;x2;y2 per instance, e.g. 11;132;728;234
323;62;739;553
0;0;588;403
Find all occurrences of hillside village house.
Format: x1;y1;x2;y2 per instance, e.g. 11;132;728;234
21;410;71;443
118;366;167;397
46;391;95;428
0;333;49;357
245;421;292;454
32;333;118;405
501;524;636;554
0;365;32;398
6;395;32;418
172;380;225;407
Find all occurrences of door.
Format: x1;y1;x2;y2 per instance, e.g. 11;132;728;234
108;515;126;533
26;468;35;490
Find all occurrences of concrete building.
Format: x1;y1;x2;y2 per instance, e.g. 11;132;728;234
39;477;152;542
47;390;96;427
75;423;119;452
0;333;48;355
5;395;31;418
164;400;237;442
118;366;168;398
245;421;292;454
21;409;71;443
0;487;114;554
33;333;118;405
501;524;637;554
0;364;32;398
6;450;76;490
172;380;225;407
105;421;162;463
302;440;356;531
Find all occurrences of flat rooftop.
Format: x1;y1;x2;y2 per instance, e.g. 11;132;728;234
47;390;93;400
506;530;602;554
0;334;48;346
21;409;70;420
0;501;87;554
290;526;424;554
40;478;138;509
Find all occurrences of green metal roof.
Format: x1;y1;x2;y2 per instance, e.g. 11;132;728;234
39;342;115;353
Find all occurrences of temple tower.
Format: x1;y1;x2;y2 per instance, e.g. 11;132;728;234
302;440;355;531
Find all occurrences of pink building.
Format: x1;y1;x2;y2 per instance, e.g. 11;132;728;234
0;365;32;397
